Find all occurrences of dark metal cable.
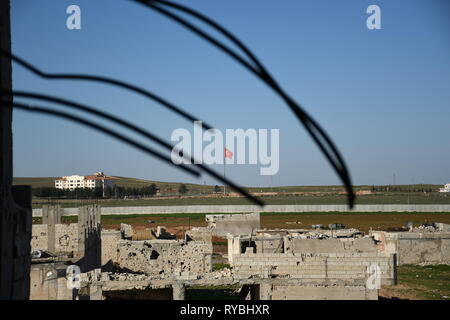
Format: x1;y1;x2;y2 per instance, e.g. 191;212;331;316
136;0;355;207
2;91;264;206
145;0;353;195
2;1;355;206
0;51;265;205
4;100;199;177
142;1;354;207
2;89;193;157
0;49;213;130
144;0;271;79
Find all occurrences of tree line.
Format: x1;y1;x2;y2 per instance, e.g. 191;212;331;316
33;184;160;199
371;185;434;193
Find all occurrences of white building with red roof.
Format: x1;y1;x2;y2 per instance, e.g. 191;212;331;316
55;172;115;190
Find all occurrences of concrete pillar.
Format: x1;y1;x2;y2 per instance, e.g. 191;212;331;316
54;205;61;224
77;205;102;272
89;285;103;300
227;235;234;265
227;235;241;265
43;205;61;225
45;266;58;300
77;206;86;258
42;205;49;224
47;205;56;253
259;282;272;300
172;282;186;300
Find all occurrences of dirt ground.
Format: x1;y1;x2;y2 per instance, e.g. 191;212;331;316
102;212;450;235
100;212;450;261
379;285;420;300
260;212;450;233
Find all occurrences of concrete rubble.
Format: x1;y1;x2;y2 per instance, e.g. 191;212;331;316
206;212;260;236
371;222;450;265
29;207;450;300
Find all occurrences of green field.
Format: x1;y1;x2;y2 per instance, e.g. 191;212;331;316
36;211;450;234
30;193;450;208
381;265;450;300
13;176;450;208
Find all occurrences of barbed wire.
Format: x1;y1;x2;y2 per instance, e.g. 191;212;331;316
2;91;264;206
135;0;355;207
2;0;355;208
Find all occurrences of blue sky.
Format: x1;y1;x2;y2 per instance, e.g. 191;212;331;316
10;0;450;187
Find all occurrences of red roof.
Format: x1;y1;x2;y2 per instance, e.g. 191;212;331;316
84;175;113;180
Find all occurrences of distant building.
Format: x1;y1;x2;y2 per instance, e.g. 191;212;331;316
55;172;115;191
439;183;450;193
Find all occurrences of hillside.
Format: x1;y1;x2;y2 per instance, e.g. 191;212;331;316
12;176;215;193
13;176;443;194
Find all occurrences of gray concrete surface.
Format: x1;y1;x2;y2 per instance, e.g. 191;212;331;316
32;204;450;217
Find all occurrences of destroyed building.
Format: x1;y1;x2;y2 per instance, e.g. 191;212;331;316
75;214;395;300
370;222;450;265
28;205;450;300
226;228;396;300
30;204;102;300
206;212;260;236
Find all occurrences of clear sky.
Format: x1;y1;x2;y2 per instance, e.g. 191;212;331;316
9;0;450;187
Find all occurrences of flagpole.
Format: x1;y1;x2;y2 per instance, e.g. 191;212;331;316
223;148;226;195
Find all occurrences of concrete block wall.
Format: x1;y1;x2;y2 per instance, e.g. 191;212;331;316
30;263;73;300
256;237;284;254
437;223;450;232
228;233;395;300
54;224;78;253
185;227;213;254
271;284;378;300
31;224;48;250
232;252;396;286
32;204;450;217
206;212;260;236
101;230;121;266
228;235;381;264
117;240;212;278
31;205;102;273
116;239;212;278
31;223;78;253
285;237;379;255
371;230;450;265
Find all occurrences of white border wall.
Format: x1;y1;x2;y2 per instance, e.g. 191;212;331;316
32;204;450;217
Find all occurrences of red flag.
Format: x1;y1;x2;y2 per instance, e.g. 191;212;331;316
224;148;233;159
